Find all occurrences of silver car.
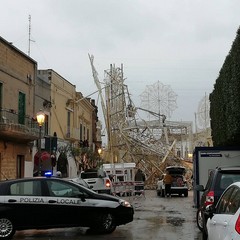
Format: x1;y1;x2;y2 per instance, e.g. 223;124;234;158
206;181;240;240
79;168;113;194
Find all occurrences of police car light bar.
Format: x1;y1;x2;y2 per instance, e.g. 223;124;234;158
44;171;53;177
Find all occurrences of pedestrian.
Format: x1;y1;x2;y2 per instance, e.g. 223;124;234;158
134;169;145;195
163;170;173;197
135;169;145;182
109;174;114;182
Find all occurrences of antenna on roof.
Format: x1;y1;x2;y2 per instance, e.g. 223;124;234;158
28;15;35;56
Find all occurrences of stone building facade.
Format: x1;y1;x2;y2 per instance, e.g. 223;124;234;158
0;36;100;179
37;70;97;177
0;36;38;179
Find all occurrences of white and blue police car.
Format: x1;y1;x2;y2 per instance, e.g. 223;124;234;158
0;176;134;239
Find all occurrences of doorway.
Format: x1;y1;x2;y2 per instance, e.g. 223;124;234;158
17;155;24;178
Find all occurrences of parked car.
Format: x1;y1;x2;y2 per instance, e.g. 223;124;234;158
195;166;240;236
206;181;240;240
156;166;188;197
0;176;134;239
80;168;113;194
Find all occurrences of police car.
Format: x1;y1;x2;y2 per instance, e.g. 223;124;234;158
0;177;134;239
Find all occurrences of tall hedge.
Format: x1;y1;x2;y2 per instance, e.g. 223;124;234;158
210;27;240;146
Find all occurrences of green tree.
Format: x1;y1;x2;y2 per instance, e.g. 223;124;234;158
210;26;240;146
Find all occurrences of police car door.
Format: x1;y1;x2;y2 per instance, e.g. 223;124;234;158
4;179;46;227
44;179;96;227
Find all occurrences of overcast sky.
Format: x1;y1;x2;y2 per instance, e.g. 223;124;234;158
2;0;240;130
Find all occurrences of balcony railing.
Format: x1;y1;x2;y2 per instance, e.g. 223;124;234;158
0;109;41;142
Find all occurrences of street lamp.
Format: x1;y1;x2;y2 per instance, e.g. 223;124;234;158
98;148;102;167
98;148;102;155
36;110;45;176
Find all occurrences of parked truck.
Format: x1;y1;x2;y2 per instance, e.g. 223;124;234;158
102;163;136;182
102;163;143;196
193;146;240;209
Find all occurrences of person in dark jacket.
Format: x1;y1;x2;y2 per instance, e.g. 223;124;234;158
163;170;173;197
134;169;145;194
135;169;146;181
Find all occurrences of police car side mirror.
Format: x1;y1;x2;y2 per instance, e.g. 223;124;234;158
73;191;86;202
78;192;86;202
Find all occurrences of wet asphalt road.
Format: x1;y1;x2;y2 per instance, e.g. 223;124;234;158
13;190;203;240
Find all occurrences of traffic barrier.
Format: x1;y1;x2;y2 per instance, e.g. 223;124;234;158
112;181;145;198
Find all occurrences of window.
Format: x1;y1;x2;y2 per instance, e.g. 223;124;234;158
66;111;71;137
83;126;86;140
226;187;240;214
80;123;83;141
0;82;2;109
205;170;213;190
10;181;41;196
217;186;234;214
220;177;233;190
46;180;83;198
44;114;49;136
87;128;89;141
18;92;26;124
216;173;240;191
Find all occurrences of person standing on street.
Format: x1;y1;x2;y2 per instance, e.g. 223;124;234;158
135;169;146;182
134;169;146;194
163;170;173;197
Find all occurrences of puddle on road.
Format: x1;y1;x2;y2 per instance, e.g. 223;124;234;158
166;216;185;226
147;215;185;227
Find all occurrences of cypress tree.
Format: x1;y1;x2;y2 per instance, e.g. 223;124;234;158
210;27;240;146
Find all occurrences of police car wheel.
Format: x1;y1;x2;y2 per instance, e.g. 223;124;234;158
0;217;15;239
93;213;116;234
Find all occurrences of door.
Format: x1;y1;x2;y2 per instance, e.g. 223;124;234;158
0;82;2;110
43;179;89;227
16;155;24;178
5;180;44;228
208;186;237;240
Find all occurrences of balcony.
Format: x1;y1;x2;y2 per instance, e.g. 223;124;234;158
0;109;40;142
